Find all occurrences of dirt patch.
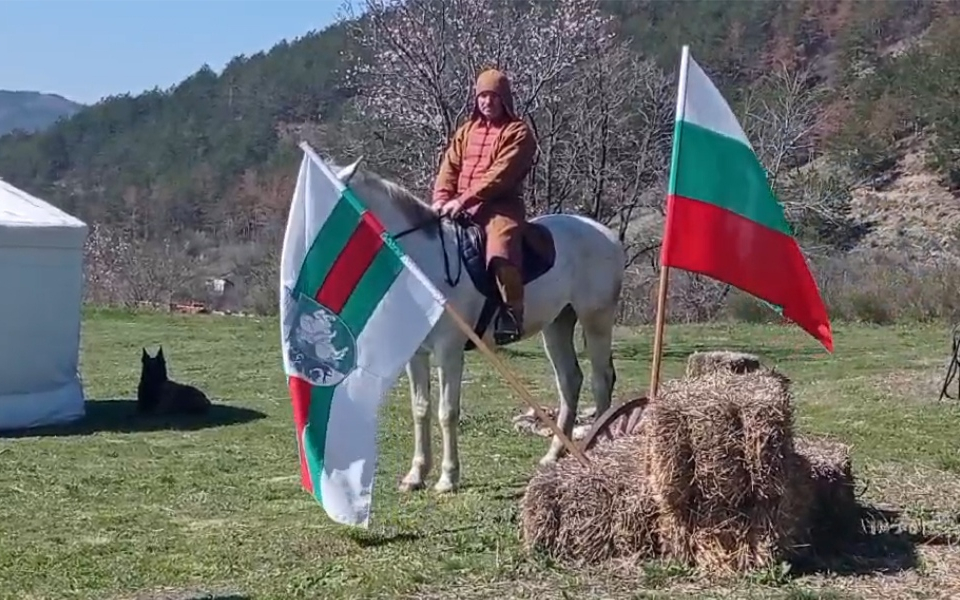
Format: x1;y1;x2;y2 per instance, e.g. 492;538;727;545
875;368;954;402
851;144;960;261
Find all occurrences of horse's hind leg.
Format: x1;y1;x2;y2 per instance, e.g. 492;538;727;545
400;350;431;492
581;307;617;417
540;305;583;466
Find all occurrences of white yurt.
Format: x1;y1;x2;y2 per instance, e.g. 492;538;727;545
0;177;87;430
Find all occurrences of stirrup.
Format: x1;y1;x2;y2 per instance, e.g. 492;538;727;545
494;307;523;346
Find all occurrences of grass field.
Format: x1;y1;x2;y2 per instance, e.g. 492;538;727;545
3;309;960;600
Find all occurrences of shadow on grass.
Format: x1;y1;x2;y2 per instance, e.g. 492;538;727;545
346;524;478;548
791;505;933;577
0;398;267;438
349;530;423;548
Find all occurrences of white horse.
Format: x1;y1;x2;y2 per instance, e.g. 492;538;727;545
331;158;626;493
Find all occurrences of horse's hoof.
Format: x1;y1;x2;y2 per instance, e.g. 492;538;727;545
433;478;458;494
539;454;559;467
398;477;426;493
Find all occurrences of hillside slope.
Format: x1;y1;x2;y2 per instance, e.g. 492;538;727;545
0;1;944;228
0;90;83;135
2;0;960;314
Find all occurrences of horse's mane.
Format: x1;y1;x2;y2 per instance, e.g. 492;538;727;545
347;167;441;238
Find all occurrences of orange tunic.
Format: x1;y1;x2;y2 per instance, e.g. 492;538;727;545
457;120;505;201
432;118;537;266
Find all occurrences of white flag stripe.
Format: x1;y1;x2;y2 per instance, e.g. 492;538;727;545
279;154;343;287
353;266;447;378
299;141;347;195
681;54;754;149
279;154;310;292
320;367;386;527
318;266;446;526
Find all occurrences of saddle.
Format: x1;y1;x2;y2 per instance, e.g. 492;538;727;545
454;217;557;350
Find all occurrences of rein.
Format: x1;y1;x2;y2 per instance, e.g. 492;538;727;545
394;214;466;288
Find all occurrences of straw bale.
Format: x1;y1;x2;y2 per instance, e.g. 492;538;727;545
731;368;795;501
648;369;794;507
519;366;862;574
519;434;658;565
642;397;694;511
685;350;762;378
746;452;816;566
642;368;807;572
793;435;861;550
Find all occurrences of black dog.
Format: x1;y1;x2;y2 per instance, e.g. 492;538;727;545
137;346;212;416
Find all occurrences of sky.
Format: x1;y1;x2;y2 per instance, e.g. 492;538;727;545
0;0;355;105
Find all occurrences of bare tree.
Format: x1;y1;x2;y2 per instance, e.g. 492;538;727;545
338;0;616;195
740;61;839;222
83;224;203;307
739;59;871;255
544;40;674;220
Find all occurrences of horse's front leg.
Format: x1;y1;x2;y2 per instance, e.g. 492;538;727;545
435;344;465;493
400;350;432;492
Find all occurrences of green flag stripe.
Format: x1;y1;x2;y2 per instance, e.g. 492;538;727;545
302;386;335;502
292;198;362;298
674;120;792;236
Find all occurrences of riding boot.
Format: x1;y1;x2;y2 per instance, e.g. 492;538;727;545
493;261;524;345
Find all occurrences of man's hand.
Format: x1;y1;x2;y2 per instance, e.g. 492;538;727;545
440;195;477;218
431;199;447;213
439;198;467;218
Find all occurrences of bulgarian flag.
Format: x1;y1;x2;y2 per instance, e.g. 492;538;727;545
279;143;446;527
661;46;834;353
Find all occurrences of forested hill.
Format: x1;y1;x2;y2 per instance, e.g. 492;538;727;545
2;0;959;319
0;91;83;135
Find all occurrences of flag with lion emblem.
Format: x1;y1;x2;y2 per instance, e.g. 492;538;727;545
279;144;446;527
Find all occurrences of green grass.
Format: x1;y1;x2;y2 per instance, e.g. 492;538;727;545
3;308;960;599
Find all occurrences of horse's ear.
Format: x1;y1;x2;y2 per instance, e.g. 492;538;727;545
336;156;364;183
157;346;164;359
142;348;148;360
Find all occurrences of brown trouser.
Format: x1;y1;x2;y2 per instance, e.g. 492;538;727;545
473;208;524;315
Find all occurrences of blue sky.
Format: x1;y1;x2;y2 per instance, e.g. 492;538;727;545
0;0;354;105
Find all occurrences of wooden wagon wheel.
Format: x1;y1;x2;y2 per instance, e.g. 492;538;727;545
579;396;650;453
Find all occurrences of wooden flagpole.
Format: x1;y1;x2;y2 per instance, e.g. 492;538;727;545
649;44;691;400
648;266;671;399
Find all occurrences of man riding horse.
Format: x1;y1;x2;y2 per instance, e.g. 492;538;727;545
431;68;538;345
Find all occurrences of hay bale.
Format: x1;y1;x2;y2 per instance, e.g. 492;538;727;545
519;368;859;575
685;350;762;378
793;435;861;551
642;397;695;512
733;368;795;501
746;452;816;566
519;434;658;565
643;368;808;573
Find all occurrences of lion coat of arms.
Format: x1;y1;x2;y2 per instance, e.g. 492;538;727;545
282;287;357;387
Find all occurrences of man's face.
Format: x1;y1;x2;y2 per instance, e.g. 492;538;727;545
477;91;504;120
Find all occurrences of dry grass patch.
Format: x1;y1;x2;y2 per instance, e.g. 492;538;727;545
2;312;960;600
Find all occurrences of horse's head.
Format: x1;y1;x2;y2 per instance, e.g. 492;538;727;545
327;156;440;239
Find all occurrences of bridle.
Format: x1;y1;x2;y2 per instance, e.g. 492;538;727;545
339;162;467;289
394;214;468;288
